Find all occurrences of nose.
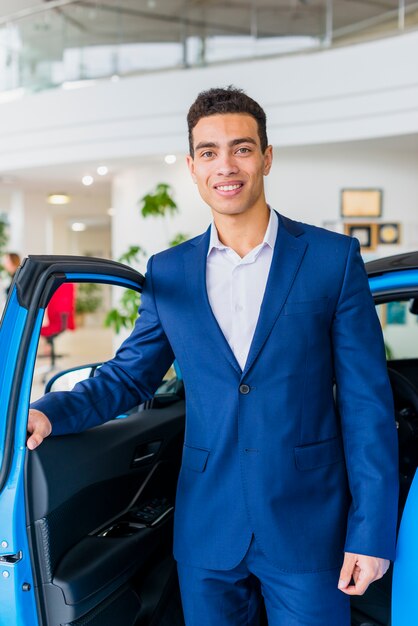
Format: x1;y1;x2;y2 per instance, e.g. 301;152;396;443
216;152;239;176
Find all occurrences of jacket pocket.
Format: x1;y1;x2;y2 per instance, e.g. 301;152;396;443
284;297;328;316
182;444;210;472
294;436;344;471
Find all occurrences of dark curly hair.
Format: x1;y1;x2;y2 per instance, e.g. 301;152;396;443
187;86;268;157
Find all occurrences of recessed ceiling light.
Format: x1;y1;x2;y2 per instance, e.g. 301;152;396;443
82;175;94;186
107;207;116;216
110;74;120;83
97;166;108;176
164;154;177;164
47;193;71;205
71;222;87;232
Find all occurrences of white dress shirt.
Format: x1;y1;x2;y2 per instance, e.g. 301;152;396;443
206;208;278;370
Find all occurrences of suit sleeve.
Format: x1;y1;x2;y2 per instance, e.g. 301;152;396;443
31;255;175;435
332;237;399;561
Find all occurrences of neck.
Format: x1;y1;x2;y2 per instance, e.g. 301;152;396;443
213;204;270;258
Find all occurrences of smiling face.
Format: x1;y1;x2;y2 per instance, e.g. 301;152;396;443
186;113;272;220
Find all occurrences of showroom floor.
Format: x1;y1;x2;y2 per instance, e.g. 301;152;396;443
31;324;116;401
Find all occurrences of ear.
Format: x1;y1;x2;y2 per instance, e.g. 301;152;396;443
263;145;273;176
186;154;197;183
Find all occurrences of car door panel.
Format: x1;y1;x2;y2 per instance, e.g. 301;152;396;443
0;255;186;626
0;290;44;626
26;403;184;624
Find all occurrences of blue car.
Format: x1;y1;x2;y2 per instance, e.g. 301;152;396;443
0;252;417;626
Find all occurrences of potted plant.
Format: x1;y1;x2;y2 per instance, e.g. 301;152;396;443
75;282;103;326
105;183;188;333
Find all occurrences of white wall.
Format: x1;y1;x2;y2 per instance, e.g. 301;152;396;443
111;134;418;265
52;215;111;257
267;136;418;258
0;189;111;258
0;31;417;170
48;191;111;257
0;29;417;265
1;190;51;256
112;162;210;272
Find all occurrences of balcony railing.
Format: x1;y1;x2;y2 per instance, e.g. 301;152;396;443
0;0;417;98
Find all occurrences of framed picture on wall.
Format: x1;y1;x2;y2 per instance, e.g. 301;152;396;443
344;222;377;251
386;301;407;325
378;223;401;245
340;188;382;218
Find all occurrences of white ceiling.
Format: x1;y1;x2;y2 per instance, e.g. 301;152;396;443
0;132;417;195
0;152;170;193
0;1;44;14
0;1;406;48
0;1;414;191
0;132;415;231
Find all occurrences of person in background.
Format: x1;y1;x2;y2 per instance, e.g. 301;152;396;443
2;252;21;296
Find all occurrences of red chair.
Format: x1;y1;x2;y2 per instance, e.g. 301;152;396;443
41;283;76;371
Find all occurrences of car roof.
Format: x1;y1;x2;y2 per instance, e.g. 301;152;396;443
366;251;418;276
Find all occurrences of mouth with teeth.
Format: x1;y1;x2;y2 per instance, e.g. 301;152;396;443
214;182;243;196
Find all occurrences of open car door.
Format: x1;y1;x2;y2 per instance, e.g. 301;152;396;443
366;261;418;626
0;256;185;626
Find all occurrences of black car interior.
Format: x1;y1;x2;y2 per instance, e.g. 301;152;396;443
25;294;418;626
25;380;186;626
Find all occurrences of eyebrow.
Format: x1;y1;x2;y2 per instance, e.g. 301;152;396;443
194;137;257;151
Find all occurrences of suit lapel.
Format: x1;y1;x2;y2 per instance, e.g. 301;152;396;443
242;213;308;378
183;227;242;376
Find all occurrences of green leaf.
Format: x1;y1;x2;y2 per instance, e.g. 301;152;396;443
169;232;189;247
139;182;178;218
0;216;9;263
385;341;393;360
104;290;141;333
118;245;146;265
76;282;103;314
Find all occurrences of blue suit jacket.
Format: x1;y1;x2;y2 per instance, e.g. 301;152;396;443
33;212;399;572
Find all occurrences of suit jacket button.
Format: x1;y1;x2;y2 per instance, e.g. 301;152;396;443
239;384;250;394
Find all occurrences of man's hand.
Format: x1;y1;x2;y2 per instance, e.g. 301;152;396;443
27;409;52;450
338;552;390;596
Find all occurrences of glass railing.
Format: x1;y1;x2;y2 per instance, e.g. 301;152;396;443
0;0;417;98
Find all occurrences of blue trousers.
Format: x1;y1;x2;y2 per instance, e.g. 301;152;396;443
177;535;350;626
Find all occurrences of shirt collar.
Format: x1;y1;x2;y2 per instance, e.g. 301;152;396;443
207;207;278;257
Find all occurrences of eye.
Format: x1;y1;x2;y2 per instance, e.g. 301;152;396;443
236;147;251;154
201;151;214;158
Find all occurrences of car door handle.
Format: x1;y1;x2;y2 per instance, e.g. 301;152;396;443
133;452;156;463
131;441;162;468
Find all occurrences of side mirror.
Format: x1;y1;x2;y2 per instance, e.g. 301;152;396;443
45;363;102;393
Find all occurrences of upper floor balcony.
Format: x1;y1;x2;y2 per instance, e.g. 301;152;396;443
1;0;418;100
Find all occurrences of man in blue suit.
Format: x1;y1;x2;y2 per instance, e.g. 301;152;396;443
28;87;398;625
